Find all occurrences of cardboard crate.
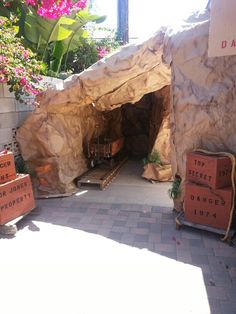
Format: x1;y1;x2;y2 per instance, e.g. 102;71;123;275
186;152;232;189
184;182;233;230
0;151;17;184
0;174;35;225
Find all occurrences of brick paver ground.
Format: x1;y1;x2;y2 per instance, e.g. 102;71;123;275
0;198;236;314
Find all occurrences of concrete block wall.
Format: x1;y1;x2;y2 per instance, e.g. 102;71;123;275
0;77;63;155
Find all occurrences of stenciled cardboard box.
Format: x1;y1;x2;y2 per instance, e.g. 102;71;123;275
209;0;236;57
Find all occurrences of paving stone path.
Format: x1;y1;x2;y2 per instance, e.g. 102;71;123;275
0;198;235;314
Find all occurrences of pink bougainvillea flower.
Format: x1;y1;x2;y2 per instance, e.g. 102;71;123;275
24;83;40;95
32;89;40;95
0;77;8;83
25;0;38;5
19;77;27;86
72;0;87;11
0;68;8;76
0;17;44;102
3;2;11;7
97;47;110;59
23;50;29;59
0;55;7;63
14;67;25;76
37;0;87;19
38;0;72;19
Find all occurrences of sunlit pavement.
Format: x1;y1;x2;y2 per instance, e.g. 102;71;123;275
0;200;236;314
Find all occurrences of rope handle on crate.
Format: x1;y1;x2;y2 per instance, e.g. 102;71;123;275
194;149;235;241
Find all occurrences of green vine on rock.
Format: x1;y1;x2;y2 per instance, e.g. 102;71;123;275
14;155;29;174
168;176;181;199
143;150;162;166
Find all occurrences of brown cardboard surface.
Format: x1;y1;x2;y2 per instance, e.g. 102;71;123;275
17;4;236;196
0;151;16;184
16;32;171;194
185;182;233;230
0;174;35;225
186;152;232;189
209;0;236;57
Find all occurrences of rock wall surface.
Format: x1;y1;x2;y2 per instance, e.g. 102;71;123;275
165;8;236;202
17;28;171;194
18;6;235;197
17;105;108;194
142;86;172;182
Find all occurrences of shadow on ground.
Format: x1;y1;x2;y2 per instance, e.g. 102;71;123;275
4;198;234;314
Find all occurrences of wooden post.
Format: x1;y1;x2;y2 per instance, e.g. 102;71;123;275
117;0;129;44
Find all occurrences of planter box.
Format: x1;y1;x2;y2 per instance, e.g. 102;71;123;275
0;151;16;184
0;174;35;225
184;182;233;229
186;152;232;189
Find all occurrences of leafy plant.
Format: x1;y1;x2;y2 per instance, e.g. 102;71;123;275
65;37;99;73
14;155;29;174
0;17;44;103
27;9;105;74
94;27;121;58
0;1;106;76
143;150;162;165
168;176;181;199
64;30;121;74
89;26;121;58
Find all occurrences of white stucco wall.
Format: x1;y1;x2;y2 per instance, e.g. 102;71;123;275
0;77;63;154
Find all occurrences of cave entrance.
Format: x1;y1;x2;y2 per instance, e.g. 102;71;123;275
101;85;171;178
79;86;172;206
121;92;161;159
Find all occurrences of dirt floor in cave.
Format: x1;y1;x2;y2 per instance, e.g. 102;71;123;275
76;159;172;208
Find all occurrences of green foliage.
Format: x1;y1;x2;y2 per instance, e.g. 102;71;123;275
0;1;22;19
143;150;162;165
0;2;120;78
61;28;121;75
168;177;181;199
94;27;121;51
0;17;44;103
65;37;99;74
23;8;105;75
0;2;106;76
14;155;29;174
